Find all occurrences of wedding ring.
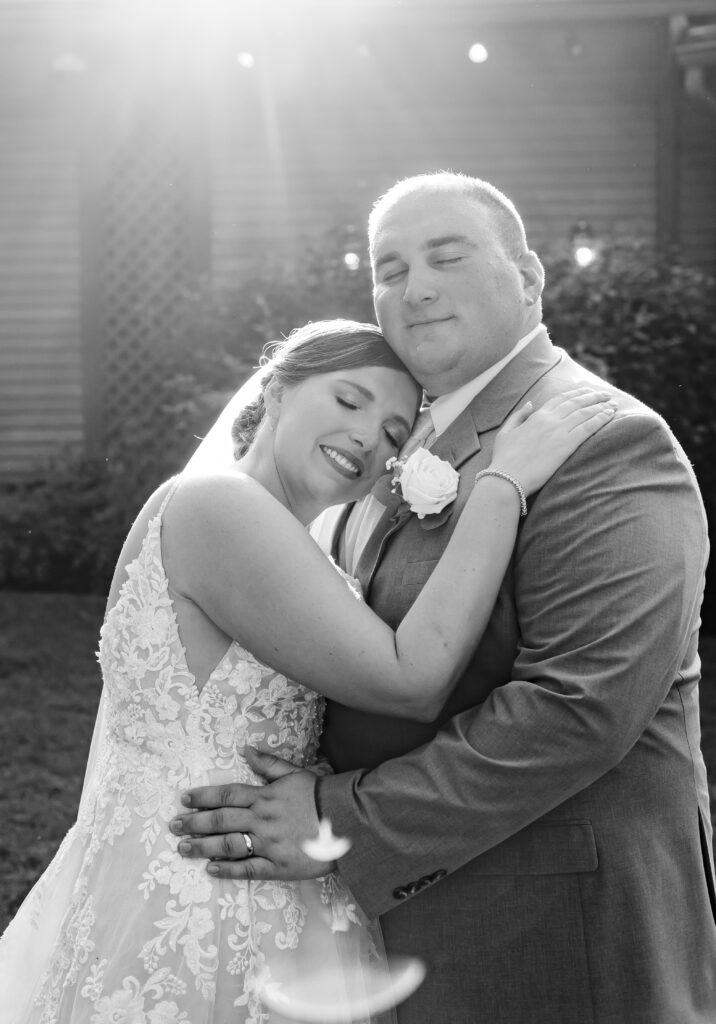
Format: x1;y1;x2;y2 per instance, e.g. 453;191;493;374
241;831;255;858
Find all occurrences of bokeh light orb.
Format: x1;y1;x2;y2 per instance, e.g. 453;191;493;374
468;43;489;64
574;245;596;268
343;252;361;271
236;52;255;69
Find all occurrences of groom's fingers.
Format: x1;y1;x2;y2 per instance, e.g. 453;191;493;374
176;831;257;861
170;806;255;838
205;856;276;881
180;781;260;810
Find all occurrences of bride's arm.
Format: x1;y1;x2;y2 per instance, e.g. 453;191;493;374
167;390;614;721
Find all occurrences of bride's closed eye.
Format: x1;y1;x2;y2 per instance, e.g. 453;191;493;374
384;429;401;448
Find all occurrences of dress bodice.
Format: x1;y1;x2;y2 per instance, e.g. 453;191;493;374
96;500;328;801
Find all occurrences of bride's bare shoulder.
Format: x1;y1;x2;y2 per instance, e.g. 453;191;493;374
175;470;278;511
163;471;308;598
166;470;295;543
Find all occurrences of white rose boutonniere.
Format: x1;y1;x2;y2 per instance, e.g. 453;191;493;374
386;447;460;519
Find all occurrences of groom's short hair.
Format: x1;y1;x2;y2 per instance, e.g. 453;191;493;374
368;171;529;263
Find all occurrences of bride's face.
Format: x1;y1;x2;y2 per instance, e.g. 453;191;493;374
271;364;419;512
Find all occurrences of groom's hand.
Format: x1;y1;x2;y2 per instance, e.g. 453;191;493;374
169;748;334;880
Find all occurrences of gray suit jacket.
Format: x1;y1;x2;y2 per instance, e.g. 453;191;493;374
316;330;716;1024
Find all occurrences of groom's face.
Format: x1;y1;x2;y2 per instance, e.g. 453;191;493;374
371;189;533;396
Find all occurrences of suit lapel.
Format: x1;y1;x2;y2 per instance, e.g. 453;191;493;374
354;484;412;596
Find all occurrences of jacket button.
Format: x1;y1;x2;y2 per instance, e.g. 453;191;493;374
430;869;447;882
392;886;409;900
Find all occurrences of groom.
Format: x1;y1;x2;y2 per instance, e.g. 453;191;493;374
172;173;716;1022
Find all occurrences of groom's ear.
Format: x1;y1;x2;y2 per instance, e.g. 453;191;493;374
263;377;285;428
518;250;545;306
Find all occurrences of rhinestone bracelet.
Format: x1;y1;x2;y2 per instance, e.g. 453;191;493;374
474;469;528;517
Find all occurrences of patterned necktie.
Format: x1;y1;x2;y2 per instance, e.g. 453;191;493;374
342;405;435;576
399;405;436;459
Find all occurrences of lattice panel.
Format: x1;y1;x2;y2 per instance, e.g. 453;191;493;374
98;116;193;475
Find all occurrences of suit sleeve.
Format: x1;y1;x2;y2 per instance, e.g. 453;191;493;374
316;411;709;918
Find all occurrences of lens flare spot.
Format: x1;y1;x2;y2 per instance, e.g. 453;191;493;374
301;819;351;861
259;956;427;1022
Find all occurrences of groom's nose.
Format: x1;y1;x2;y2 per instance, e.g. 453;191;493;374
402;266;438;306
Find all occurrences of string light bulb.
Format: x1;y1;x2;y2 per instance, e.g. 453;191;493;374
468;43;489;64
570;221;598;267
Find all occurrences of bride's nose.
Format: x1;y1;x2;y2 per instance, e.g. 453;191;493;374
349;424;378;454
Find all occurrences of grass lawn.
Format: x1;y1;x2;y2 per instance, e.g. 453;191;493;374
1;590;716;934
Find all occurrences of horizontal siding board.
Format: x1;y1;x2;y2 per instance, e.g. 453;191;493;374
0;411;84;431
0;328;81;345
1;389;83;404
0;307;79;320
0;356;82;372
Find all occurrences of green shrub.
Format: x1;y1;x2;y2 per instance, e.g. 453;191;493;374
542;242;716;498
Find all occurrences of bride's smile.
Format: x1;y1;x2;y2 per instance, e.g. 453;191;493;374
319;444;364;478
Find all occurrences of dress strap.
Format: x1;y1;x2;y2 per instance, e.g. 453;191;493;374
156;474;182;519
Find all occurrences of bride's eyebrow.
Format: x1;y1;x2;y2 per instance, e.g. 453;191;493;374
336;380;374;400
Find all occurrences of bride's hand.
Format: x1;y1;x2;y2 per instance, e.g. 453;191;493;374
490;387;617;496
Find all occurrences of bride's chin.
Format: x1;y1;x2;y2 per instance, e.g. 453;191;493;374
321;485;370;509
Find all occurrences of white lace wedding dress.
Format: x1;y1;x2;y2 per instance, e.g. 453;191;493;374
0;483;388;1024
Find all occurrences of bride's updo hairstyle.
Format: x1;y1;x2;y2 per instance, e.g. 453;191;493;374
231;319;417;457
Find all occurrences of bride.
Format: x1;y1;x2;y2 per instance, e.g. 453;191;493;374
0;319;614;1023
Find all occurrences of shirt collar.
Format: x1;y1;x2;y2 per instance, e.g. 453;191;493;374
429;323;544;437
